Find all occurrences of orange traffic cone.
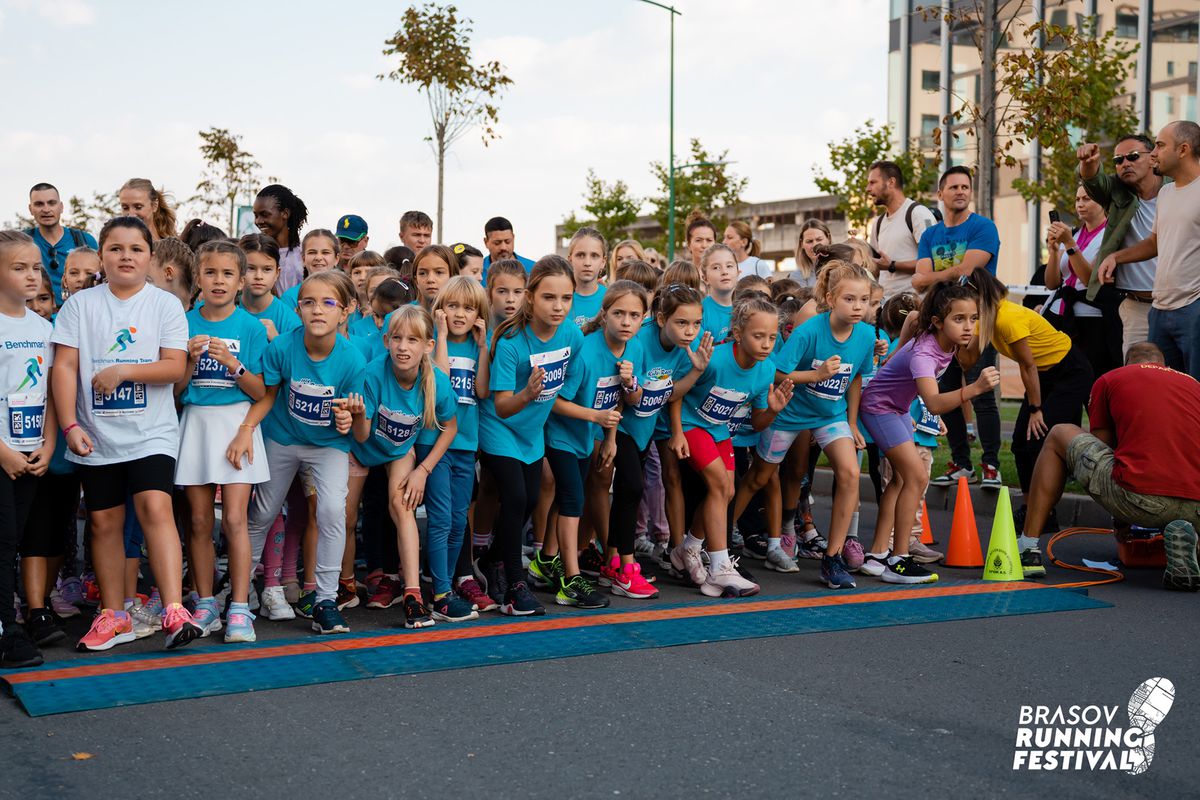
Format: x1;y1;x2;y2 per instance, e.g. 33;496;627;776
920;500;936;545
943;476;983;568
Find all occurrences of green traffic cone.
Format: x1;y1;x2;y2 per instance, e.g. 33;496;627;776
983;487;1024;581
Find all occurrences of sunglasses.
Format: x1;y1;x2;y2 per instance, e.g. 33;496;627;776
1112;151;1150;166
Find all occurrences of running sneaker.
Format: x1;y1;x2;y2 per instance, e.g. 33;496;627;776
501;581;545;616
191;597;223;637
224;607;257;643
49;588;80;619
931;462;975;487
820;553;857;589
294;590;318;619
367;576;403;609
634;536;656;557
765;547;800;573
612;562;659;599
58;575;85;607
336;578;360;611
1163;520;1200;592
842;537;865;571
730;525;745;550
1019;548;1046;578
578;545;605;578
980;463;1002;489
556;575;610;609
163;603;202;649
528;551;563;591
12;594;22;625
81;573;101;606
669;546;708;586
598;556;621;588
311;599;350;634
77;609;136;652
907;535;944;564
473;558;508;606
25;608;66;646
126;604;155;639
259;585;297;620
403;594;436;629
780;531;797;559
128;601;162;633
431;593;478;623
796;532;827;560
742;533;769;561
455;577;497;612
365;568;384;597
0;629;43;668
701;560;760;598
859;551;890;577
282;580;301;605
881;556;938;585
144;587;164;618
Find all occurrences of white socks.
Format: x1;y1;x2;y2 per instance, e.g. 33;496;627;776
708;549;731;571
1018;535;1040;551
683;533;704;552
767;537;783;554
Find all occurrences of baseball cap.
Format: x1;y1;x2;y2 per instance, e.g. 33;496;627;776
335;214;368;242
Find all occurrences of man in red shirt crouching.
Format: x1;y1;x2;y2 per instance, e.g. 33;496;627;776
1018;342;1200;590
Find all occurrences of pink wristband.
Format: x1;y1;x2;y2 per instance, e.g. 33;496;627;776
62;422;80;436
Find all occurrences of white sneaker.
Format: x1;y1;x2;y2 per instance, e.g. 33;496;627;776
282;580;301;605
50;588;81;618
907;535;944;564
859;551;889;577
701;560;761;598
670;546;709;586
126;603;158;639
259;585;296;620
765;547;800;573
634;535;656;556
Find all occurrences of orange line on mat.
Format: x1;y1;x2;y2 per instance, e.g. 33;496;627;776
4;581;1047;685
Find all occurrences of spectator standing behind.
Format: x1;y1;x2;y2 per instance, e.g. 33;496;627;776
867;160;938;299
25;183;97;300
1097;122;1200;380
335;215;369;269
118;178;177;241
724;220;772;279
788;219;830;289
1078;135;1163;356
480;216;536;284
398;211;433;253
1045;184;1120;379
254;184;308;294
914;166;1003;490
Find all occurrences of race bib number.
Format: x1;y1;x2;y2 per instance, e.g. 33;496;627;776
373;404;420;448
915;399;941;436
633;376;672;418
7;392;45;447
287;380;334;426
592;375;621;411
696;385;747;426
806;359;854;402
531;347;570;403
727;402;753;438
448;356;477;406
191;338;241;389
92;381;146;416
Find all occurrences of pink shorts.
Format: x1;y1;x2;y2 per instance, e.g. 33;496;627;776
684;428;734;471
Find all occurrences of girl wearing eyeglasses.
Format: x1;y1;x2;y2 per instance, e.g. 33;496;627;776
231;270;367;636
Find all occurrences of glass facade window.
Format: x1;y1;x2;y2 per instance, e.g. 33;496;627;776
1116;13;1138;39
922;69;940;91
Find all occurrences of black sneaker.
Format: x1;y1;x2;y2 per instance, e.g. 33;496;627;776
501;581;545;616
556;574;610;609
1019;548;1046;578
742;533;769;561
1163;520;1200;591
311;599;350;634
25;607;66;646
473;557;508;606
881;555;938;585
527;550;563;591
403;594;435;628
0;628;43;668
294;589;318;619
578;545;605;578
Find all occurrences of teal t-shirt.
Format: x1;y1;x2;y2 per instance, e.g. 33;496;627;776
352;354;455;466
180;307;268;407
243;295;301;338
570;285;607;330
280;283;301;310
620;320;694;450
771;313;876;431
700;295;732;345
350;312;387;363
479;323;584;464
548;330;640;458
679;342;773;443
261;327;366;452
441;335;484;453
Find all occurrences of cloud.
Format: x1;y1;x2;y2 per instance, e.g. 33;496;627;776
6;0;96;26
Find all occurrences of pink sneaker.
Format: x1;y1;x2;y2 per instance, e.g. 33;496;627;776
780;532;797;559
842;538;865;572
613;562;659;599
162;603;201;650
77;608;136;652
598;556;621;588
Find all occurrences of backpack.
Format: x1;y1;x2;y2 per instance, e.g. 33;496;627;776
873;202;942;244
25;226;88;249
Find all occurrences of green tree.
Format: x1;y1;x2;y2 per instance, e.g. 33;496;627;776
63;191;119;235
647;138;747;256
812;119;942;234
380;3;513;242
560;169;642;248
190;127;262;234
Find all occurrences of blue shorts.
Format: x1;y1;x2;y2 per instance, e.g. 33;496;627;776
860;411;913;453
755;421;853;464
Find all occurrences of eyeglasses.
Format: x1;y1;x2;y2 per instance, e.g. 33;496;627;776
1112;151;1150;166
298;298;344;311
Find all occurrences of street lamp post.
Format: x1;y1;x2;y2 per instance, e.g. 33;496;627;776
635;0;681;259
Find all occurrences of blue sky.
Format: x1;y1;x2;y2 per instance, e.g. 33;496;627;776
1;0;888;255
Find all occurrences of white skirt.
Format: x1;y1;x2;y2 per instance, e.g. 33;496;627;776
175;402;271;486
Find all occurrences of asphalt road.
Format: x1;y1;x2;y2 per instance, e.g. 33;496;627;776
1;499;1196;800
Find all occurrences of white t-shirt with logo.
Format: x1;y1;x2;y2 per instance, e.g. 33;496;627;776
0;309;54;452
871;199;937;297
51;283;188;465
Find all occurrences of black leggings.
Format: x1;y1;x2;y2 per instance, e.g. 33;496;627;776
609;432;648;556
545;447;589;518
362;465;399;574
479;452;542;579
0;473;38;628
1013;345;1094;494
21;471;81;558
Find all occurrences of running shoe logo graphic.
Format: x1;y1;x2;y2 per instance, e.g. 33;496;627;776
16;355;43;390
1126;677;1174;775
107;327;138;353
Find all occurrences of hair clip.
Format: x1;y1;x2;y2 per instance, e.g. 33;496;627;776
453;244;465;254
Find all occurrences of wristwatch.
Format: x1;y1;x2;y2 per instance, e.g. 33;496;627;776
1028;404;1042;413
234;363;247;378
1066;247;1077;256
887;263;896;273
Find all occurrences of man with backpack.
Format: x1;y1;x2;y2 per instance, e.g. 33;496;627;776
26;182;98;299
867;160;939;299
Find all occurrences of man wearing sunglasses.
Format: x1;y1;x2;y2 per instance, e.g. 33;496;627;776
25;182;98;299
1077;136;1163;356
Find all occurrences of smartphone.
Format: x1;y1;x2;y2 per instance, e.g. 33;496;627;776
1048;209;1061;224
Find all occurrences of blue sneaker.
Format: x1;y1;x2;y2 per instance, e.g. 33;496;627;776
223;605;257;643
820;553;857;589
311;599;350;635
191;597;223;637
294;590;317;619
501;581;545;616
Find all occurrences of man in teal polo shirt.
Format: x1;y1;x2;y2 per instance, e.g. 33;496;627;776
481;216;536;285
26;182;97;299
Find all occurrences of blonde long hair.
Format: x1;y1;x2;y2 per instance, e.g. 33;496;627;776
120;178;177;239
385;305;442;432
